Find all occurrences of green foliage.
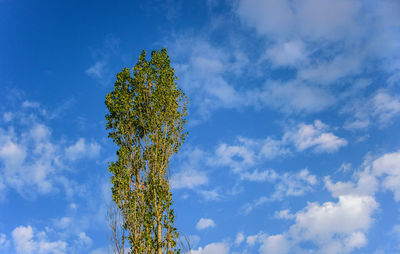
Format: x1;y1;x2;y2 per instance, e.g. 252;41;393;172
105;48;188;254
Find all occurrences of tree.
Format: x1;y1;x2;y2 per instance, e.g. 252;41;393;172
105;48;188;254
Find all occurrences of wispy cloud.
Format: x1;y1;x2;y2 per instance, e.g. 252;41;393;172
242;168;318;214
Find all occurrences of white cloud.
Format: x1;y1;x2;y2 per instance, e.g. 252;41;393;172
298;53;362;84
289;195;376;253
12;225;67;254
189;242;229;254
89;248;107;254
196;218;216;230
75;232;92;249
284;120;347;153
168;34;338;118
0;123;59;196
325;169;378;198
259;234;290;254
240;169;278;182
255;195;377;253
53;217;72;229
185;235;200;248
234;232;244;246
242;169;318;213
291;195;376;240
169;36;248;119
237;0;360;41
213;141;256;172
246;231;266;247
272;169;318;199
171;169;208;190
170;147;209;193
372;90;400;124
197;188;222;201
0;233;9;250
392;224;400;249
274;209;294;220
86;35;121;85
3;112;14;122
86;61;106;79
326;150;400;203
0;178;5;201
295;0;360;41
0;103;99;199
211;136;287;173
65;138;101;161
254;148;400;254
259;137;289;159
236;0;400;125
242;196;268;215
255;81;336;114
372;150;400;201
343;90;400;130
22;101;40;108
236;0;294;39
0;135;27;167
210;120;343;181
266;41;307;66
163;1;400;124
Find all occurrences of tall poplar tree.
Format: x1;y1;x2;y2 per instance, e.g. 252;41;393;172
105;48;188;254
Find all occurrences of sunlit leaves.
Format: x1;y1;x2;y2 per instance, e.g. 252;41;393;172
105;48;188;253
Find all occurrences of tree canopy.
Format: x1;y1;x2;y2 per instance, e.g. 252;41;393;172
105;48;188;254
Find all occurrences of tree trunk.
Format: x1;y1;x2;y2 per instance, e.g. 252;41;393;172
157;217;162;254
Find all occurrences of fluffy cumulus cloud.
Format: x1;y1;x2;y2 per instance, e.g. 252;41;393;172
12;225;67;254
243;149;400;253
284;120;347;153
196;218;216;230
372;151;400;201
65;138;101;161
290;195;376;247
0;122;61;196
259;234;290;254
257;195;377;254
9;213;99;254
0;103;100;199
210;120;345;178
261;149;400;253
189;242;229;254
326;150;400;201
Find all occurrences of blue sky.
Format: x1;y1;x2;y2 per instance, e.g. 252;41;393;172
1;0;400;253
